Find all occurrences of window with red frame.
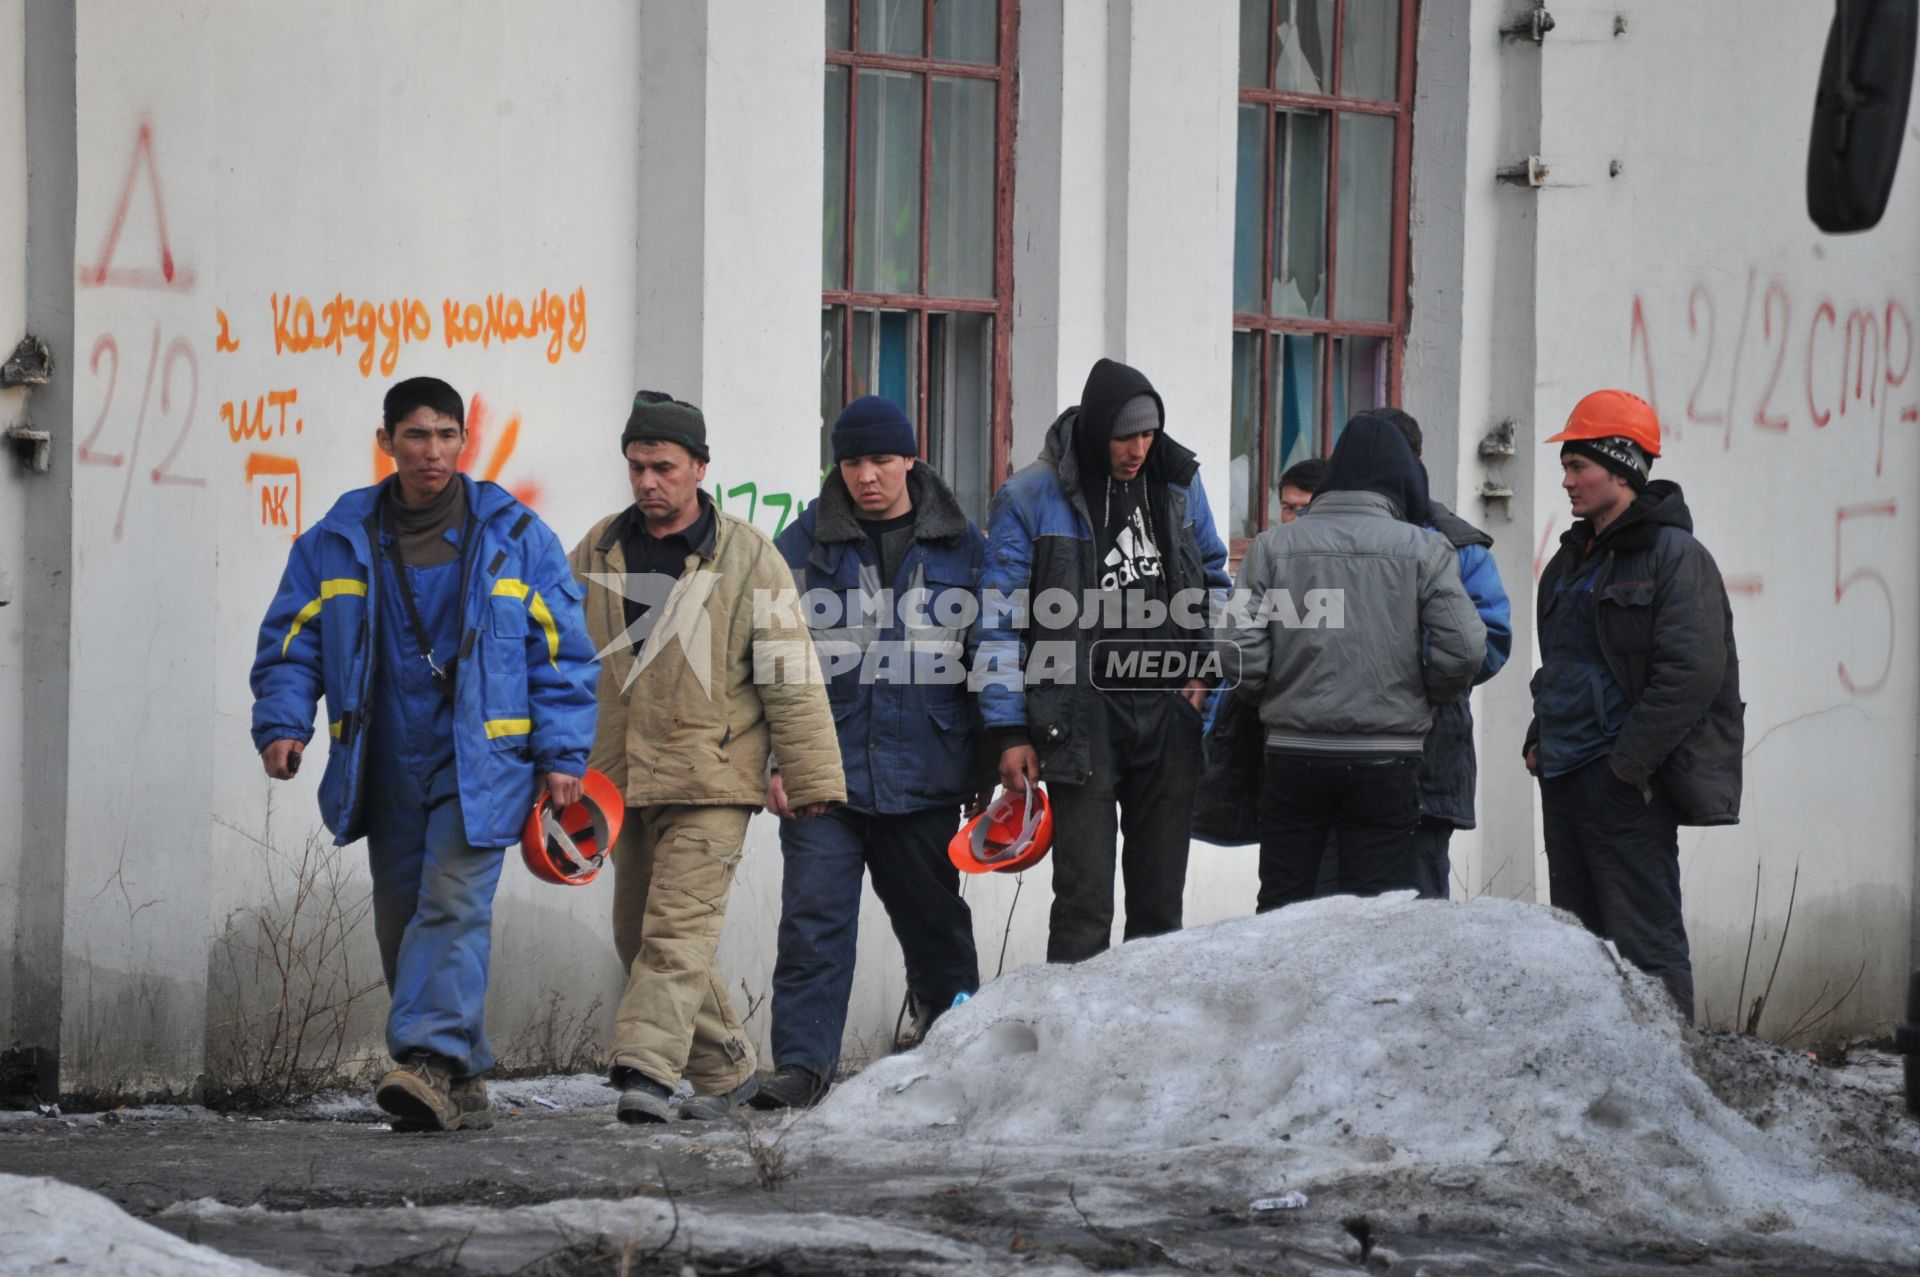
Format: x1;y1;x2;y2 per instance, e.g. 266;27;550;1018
822;0;1017;519
1230;0;1417;543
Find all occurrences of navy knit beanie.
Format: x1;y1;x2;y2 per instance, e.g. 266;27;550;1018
831;395;917;462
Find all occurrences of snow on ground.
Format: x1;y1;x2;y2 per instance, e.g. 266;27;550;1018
791;894;1920;1265
302;1070;617;1122
0;1174;289;1276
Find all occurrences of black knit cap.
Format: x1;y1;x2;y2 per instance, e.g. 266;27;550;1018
1560;437;1650;491
383;376;465;429
621;390;709;461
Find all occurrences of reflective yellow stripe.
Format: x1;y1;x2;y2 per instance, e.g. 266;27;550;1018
280;578;368;655
485;717;532;740
491;578;560;669
329;719;343;740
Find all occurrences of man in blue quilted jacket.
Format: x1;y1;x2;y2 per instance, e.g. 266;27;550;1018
249;376;598;1132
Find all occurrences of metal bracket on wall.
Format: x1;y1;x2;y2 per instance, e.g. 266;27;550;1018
6;423;51;474
1496;156;1551;187
0;335;52;389
1499;6;1555;42
1478;419;1519;518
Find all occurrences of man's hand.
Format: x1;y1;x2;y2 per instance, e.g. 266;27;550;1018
262;738;303;780
1524;744;1539;776
1180;679;1208;713
792;802;831;821
766;771;794;820
999;744;1039;793
546;771;584;808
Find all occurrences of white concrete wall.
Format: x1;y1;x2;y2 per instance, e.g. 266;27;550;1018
0;0;29;1051
1520;1;1919;1034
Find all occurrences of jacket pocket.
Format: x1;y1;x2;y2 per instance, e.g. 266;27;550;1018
1599;579;1656;652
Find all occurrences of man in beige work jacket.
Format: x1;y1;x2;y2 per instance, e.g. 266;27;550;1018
571;391;845;1123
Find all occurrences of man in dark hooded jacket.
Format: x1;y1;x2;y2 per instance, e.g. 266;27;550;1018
1229;415;1485;910
1525;390;1742;1023
977;358;1230;962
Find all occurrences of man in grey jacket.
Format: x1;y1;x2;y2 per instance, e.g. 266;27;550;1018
1230;415;1485;910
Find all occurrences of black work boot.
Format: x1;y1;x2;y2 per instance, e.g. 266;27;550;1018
679;1074;759;1122
613;1066;675;1125
376;1054;458;1132
746;1064;829;1111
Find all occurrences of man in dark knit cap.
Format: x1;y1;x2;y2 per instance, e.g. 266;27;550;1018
1526;389;1742;1023
570;391;844;1124
977;358;1230;963
748;395;985;1110
1230;414;1484;910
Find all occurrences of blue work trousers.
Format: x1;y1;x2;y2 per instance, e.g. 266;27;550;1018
365;759;506;1077
771;806;978;1078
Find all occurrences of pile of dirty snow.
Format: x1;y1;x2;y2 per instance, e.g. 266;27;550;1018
792;894;1920;1265
0;1173;287;1275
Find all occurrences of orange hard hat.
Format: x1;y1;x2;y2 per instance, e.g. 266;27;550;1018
521;769;625;886
949;778;1054;875
1546;389;1662;458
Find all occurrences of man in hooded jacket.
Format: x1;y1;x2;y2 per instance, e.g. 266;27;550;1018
977;358;1230;962
1230;414;1485;910
1525;389;1742;1023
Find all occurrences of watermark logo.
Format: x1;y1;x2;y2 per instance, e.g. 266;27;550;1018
585;570;718;698
1089;640;1242;693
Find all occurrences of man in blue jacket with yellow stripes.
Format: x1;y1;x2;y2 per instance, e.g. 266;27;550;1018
249;377;597;1132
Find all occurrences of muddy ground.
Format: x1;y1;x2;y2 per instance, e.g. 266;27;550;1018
4;1091;1917;1276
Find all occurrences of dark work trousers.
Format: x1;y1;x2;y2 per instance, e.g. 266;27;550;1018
770;805;979;1078
1258;753;1420;911
1539;756;1693;1022
1045;690;1204;963
1311;816;1454;900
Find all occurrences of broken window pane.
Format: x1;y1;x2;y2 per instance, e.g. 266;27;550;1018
930;76;996;300
1271;108;1328;319
850;307;920;414
1273;0;1333;95
1271;333;1324;512
1335;111;1394;323
825;66;849;291
1340;0;1399;102
933;0;997;64
854;70;923;294
860;0;923;56
927;311;994;518
1229;330;1261;540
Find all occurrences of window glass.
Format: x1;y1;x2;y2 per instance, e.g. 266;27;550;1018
1229;331;1261;540
1238;0;1269;88
1332;334;1389;436
851;308;921;411
828;0;852;50
1271;334;1324;505
859;0;923;55
1271;108;1328;319
1340;0;1399;101
824;67;849;291
1233;105;1266;312
927;312;994;515
854;70;923;294
930;77;996;299
1273;0;1333;95
933;0;998;63
1334;111;1394;322
821;307;847;468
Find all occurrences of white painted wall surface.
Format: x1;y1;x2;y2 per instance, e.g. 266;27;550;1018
0;0;29;1048
1524;0;1919;1033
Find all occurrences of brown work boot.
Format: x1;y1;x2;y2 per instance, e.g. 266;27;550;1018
449;1073;494;1130
376;1053;458;1132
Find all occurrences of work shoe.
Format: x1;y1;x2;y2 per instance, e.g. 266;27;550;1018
376;1054;458;1132
678;1074;759;1122
448;1074;494;1131
746;1064;829;1111
613;1067;675;1125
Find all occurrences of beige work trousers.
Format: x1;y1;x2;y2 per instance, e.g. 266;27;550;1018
608;804;757;1094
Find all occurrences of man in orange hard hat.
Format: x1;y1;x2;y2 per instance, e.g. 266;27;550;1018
1524;390;1743;1022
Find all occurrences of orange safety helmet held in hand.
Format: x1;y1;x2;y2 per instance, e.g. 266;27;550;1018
1546;389;1662;457
949;778;1054;875
521;769;625;886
